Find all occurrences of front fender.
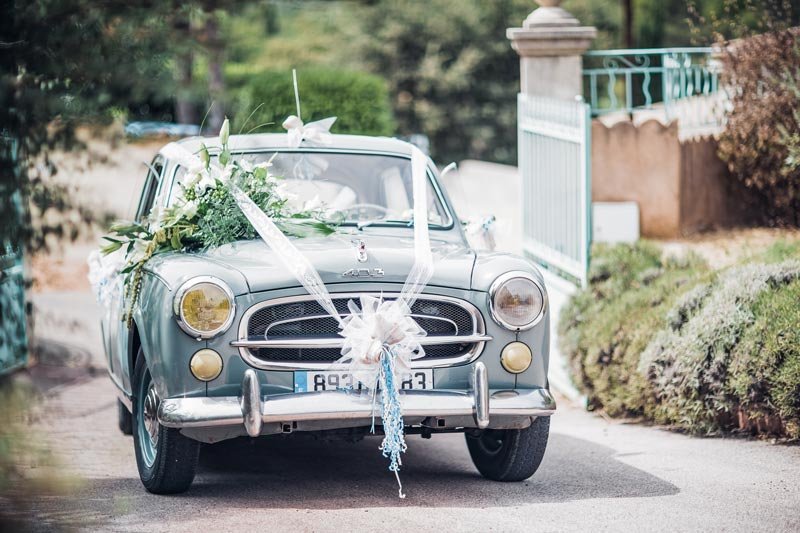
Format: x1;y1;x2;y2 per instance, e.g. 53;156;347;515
470;251;550;389
132;272;208;399
470;251;547;292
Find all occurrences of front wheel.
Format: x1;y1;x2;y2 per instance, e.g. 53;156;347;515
465;416;550;481
132;350;200;494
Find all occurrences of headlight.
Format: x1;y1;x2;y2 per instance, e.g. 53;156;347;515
488;272;546;330
174;276;235;339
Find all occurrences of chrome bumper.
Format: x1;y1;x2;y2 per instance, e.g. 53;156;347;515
158;363;556;436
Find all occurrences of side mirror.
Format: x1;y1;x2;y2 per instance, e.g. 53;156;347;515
440;162;458;178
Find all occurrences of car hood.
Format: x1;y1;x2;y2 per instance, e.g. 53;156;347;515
200;235;476;293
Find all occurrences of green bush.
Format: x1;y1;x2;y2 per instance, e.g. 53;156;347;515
640;262;800;433
559;242;709;417
717;30;800;226
230;68;395;137
560;241;800;438
728;279;800;438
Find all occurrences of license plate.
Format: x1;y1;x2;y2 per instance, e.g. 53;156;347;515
295;369;434;393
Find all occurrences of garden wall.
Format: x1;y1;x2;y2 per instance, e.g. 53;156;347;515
591;118;746;238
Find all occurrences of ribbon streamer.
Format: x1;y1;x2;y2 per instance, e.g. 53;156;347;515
157;130;434;498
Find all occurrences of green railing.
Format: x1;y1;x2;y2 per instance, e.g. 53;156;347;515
0;137;28;375
583;47;720;117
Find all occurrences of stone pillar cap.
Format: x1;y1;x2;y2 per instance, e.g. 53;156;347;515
507;1;597;57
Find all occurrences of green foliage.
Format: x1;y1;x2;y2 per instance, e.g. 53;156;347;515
728;278;800;438
103;120;337;324
559;242;709;416
355;0;532;164
1;0;176;253
640;261;800;433
560;241;800;437
231;68;395;137
717;29;800;227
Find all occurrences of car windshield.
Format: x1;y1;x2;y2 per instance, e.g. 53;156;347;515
172;150;452;228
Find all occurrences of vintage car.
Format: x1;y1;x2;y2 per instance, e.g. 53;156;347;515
104;133;555;493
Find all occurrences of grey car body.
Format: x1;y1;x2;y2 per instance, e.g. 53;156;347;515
104;133;555;493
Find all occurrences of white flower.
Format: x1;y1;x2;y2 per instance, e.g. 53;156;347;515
274;182;294;201
217;167;234;185
195;171;217;194
130;238;150;264
219;118;230;146
303;195;322;212
238;159;253;173
176;199;198;220
149;203;166;231
255;160;272;170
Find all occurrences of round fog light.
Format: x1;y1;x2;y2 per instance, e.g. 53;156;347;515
500;342;532;374
190;349;223;382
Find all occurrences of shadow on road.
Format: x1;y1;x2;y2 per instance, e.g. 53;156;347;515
82;431;679;514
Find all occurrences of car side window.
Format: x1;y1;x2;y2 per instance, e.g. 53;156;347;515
136;158;164;223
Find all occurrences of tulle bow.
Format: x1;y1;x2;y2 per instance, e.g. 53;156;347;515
337;295;427;389
282;115;337;148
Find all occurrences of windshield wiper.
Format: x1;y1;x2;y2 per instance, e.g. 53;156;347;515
356;219;412;230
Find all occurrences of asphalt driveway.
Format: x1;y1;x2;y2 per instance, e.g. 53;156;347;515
15;371;800;532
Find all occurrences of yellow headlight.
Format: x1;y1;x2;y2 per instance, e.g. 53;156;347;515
190;349;223;381
175;278;235;338
501;342;532;373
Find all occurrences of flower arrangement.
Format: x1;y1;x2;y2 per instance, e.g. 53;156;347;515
100;118;337;325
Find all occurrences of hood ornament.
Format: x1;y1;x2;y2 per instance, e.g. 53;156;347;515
352;239;368;263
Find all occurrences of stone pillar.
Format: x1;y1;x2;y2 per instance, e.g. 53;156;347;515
507;1;596;100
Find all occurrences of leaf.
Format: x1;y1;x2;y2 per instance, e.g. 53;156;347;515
219;147;231;166
110;221;145;234
100;241;123;255
170;229;182;250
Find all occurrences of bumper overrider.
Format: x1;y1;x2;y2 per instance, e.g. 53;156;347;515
157;362;556;437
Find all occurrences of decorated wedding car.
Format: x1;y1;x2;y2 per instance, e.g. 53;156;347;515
91;116;555;496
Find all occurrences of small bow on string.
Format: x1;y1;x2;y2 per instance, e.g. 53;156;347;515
282;115;337;148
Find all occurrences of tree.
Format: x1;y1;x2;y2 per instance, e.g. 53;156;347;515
0;0;177;253
356;0;532;165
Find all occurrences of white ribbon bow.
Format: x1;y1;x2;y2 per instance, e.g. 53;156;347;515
338;295;428;389
282;115;337;148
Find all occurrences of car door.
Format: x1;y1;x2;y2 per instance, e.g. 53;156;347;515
108;156;164;394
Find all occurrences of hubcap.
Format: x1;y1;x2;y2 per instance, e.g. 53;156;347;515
137;369;160;467
143;383;160;448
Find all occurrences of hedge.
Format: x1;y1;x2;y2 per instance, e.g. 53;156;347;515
229;68;395;137
559;241;800;438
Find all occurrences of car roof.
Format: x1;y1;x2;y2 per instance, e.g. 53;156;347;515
168;133;419;158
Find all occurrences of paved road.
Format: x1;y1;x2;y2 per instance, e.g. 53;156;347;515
18;371;800;532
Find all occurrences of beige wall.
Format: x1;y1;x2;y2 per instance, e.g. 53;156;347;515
591;118;740;238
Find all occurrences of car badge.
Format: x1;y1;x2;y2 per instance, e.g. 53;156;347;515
352;239;368;263
342;267;385;278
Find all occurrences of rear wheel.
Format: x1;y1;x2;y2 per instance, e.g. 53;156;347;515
465;416;550;481
118;399;133;435
132;350;199;494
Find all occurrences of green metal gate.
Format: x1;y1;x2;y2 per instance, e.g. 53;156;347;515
518;93;592;287
0;137;28;375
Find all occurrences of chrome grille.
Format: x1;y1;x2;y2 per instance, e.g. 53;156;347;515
234;293;488;370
